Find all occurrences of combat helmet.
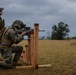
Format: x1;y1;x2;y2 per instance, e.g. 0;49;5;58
12;20;26;33
0;7;4;11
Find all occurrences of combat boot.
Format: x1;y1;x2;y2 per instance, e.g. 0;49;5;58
13;62;22;66
0;62;13;69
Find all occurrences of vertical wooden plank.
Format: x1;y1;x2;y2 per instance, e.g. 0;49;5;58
25;45;28;64
20;45;28;64
20;50;24;60
30;31;35;66
27;36;31;65
34;23;39;69
22;50;25;62
20;53;23;60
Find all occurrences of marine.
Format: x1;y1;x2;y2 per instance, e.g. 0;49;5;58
0;20;26;69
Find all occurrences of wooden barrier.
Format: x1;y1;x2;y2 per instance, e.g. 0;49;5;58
20;23;51;69
20;23;39;69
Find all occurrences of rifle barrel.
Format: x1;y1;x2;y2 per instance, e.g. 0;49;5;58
39;30;45;32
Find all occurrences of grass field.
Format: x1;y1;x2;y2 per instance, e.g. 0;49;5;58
0;40;76;75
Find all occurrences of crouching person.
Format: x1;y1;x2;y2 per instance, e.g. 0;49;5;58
0;20;26;69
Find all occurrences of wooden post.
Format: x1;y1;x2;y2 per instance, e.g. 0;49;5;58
20;51;24;60
30;31;35;66
20;45;28;63
22;50;25;62
34;23;39;69
27;36;31;65
24;45;28;64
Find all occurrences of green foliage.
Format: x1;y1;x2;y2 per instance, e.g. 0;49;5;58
71;37;76;39
51;22;70;40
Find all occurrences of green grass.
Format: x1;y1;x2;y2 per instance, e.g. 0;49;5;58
0;40;76;75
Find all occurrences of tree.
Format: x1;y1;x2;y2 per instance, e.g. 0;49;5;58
51;22;70;40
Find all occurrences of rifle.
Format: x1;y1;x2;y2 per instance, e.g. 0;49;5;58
21;26;34;35
19;24;45;36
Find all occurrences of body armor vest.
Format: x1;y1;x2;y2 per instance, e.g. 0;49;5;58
0;28;13;49
1;28;13;45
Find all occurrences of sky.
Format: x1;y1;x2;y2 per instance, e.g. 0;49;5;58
0;0;76;37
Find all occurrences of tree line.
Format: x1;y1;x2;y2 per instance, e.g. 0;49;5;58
51;22;70;40
40;22;76;40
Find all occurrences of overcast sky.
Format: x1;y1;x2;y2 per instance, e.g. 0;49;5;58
0;0;76;37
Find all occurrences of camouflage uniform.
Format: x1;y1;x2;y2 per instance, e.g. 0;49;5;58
0;7;5;30
0;20;25;69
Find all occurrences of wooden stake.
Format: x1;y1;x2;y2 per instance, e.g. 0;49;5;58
25;45;28;64
27;38;31;65
30;32;35;66
34;23;39;69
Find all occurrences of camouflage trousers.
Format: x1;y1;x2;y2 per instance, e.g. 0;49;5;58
0;46;23;69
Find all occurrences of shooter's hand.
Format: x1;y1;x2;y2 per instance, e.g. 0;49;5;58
21;32;26;36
